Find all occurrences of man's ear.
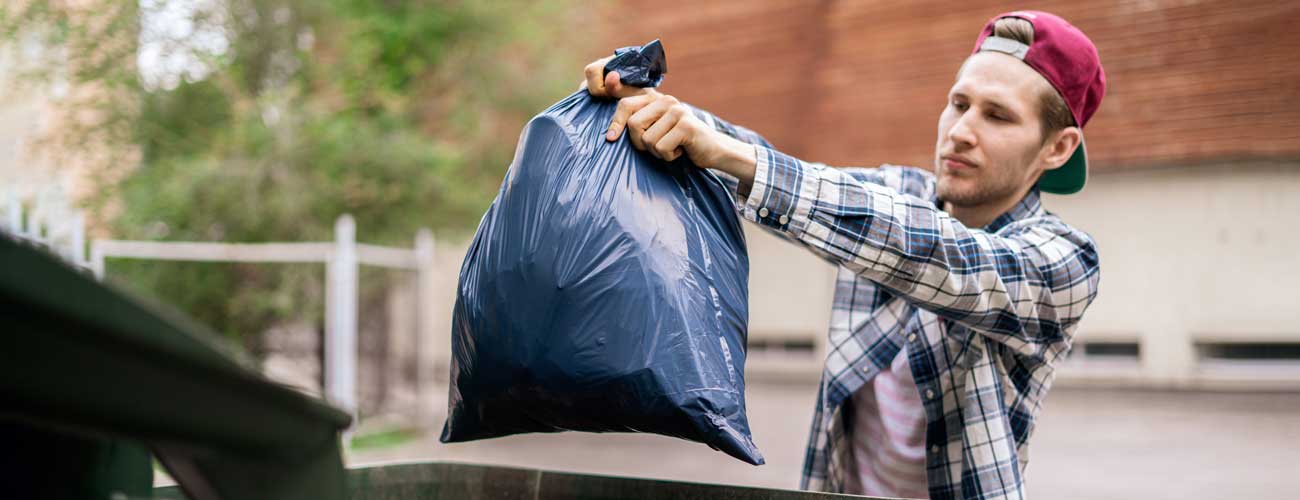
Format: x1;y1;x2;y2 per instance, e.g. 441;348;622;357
1041;126;1082;171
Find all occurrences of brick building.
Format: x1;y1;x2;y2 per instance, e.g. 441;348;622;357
605;0;1299;170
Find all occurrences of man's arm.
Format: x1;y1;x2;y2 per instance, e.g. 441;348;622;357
734;145;1100;362
685;104;936;213
686;104;773;150
590;79;1100;359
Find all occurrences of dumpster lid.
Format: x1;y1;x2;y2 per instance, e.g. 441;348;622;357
0;235;351;500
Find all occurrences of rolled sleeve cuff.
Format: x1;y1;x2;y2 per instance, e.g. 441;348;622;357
741;146;820;236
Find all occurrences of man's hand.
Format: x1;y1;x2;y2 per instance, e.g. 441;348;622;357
577;56;757;186
580;56;647;99
607;91;756;185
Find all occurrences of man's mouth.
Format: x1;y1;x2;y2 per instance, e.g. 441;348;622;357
941;155;978;170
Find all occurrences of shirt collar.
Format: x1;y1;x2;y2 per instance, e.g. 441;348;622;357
934;187;1045;233
987;187;1044;232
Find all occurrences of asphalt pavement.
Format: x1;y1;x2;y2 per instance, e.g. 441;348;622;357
351;382;1300;499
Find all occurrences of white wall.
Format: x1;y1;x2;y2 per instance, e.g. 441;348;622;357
1045;162;1300;385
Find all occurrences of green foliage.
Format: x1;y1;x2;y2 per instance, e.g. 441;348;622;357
2;0;593;348
348;425;419;451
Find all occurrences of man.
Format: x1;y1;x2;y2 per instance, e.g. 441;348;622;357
583;10;1104;500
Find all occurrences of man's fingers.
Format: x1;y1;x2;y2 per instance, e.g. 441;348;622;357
641;106;683;157
625;96;676;151
604;71;621;97
607;98;637;141
605;72;644;99
585;55;655;99
655;126;691;162
584;56;613;96
607;93;652;141
584;64;602;95
604;70;655;99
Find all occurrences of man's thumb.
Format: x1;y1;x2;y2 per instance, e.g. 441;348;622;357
604;71;624;97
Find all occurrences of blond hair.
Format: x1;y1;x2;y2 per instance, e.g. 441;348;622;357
992;17;1076;141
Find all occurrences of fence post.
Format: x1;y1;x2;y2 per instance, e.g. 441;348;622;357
4;193;21;234
65;212;86;266
413;228;436;422
326;215;359;428
25;203;42;245
90;240;106;280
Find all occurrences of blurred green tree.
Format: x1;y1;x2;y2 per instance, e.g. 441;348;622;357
1;0;594;352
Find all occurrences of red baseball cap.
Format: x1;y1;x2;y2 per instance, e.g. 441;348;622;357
972;11;1106;195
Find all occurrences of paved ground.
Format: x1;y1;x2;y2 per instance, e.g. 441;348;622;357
351;382;1300;499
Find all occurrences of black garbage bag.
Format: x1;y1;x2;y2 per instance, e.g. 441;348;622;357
440;40;763;465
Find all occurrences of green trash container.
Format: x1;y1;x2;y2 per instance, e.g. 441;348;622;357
342;462;868;500
0;421;152;500
1;235;350;500
154;461;869;500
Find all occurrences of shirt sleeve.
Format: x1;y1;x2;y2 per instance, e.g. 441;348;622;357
687;103;934;195
745;146;1101;361
686;105;943;251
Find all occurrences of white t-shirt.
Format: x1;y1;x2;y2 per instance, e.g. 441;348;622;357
846;346;930;499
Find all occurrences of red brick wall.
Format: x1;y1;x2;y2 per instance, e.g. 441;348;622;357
600;0;1300;172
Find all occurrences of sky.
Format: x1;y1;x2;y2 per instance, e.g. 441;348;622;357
137;0;229;90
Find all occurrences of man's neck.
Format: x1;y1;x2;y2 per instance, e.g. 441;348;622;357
942;186;1032;229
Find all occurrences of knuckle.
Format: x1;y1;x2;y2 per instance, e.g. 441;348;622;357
683;114;704;131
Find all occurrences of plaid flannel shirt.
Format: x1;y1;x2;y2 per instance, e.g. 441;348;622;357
689;106;1101;500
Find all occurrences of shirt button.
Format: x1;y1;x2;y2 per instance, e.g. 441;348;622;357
758;207;770;218
778;214;790;225
907;333;918;342
925;389;936;399
931;445;940;454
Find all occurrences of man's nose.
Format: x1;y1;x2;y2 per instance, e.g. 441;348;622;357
946;113;978;149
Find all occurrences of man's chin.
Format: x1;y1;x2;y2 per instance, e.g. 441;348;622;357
936;176;978;203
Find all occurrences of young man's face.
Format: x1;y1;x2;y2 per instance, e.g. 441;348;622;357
934;52;1058;207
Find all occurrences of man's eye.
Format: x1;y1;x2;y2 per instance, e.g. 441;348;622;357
988;113;1009;122
952;101;968;111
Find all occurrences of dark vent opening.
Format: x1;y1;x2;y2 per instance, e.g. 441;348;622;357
1198;342;1300;361
748;338;815;353
1083;341;1141;358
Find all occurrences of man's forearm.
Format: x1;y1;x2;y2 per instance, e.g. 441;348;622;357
709;133;758;196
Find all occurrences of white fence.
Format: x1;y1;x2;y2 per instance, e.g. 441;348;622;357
89;216;440;425
2;188;90;270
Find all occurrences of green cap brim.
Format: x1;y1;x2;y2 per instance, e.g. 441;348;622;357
1038;137;1088;195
